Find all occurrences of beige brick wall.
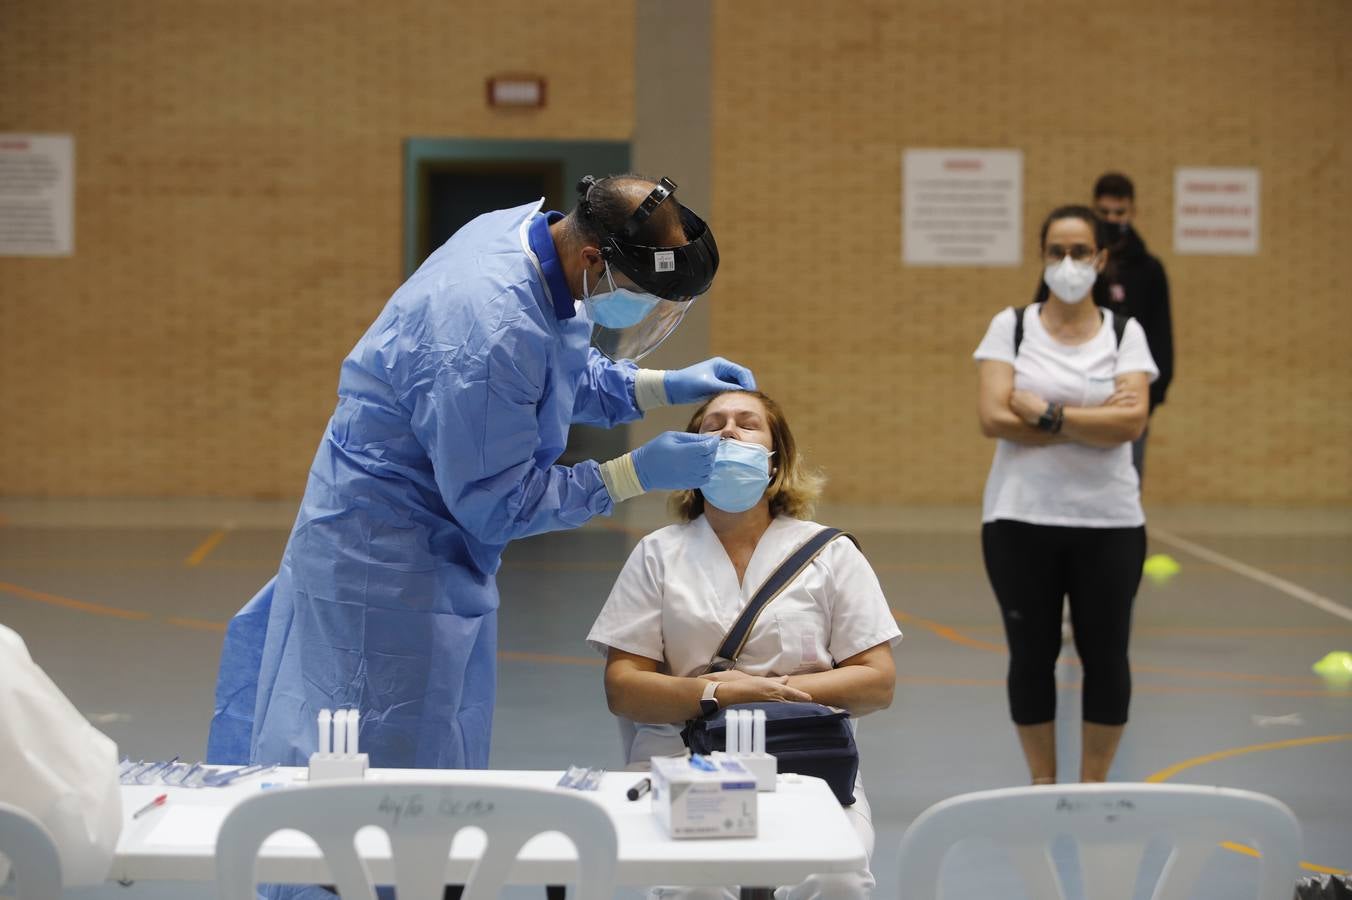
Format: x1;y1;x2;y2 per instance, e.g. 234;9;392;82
4;1;1349;505
710;0;1351;504
0;1;633;497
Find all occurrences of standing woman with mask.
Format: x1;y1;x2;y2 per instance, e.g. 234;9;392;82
588;390;900;899
973;206;1157;784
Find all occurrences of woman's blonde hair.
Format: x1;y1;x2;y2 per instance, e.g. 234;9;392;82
669;390;825;523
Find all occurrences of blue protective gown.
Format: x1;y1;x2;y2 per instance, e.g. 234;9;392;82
208;201;643;771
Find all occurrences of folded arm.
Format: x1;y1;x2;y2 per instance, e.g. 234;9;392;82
603;648;811;724
977;360;1066;445
784;643;896;716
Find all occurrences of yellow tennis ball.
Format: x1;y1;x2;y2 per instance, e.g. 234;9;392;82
1312;651;1352;687
1142;553;1181;585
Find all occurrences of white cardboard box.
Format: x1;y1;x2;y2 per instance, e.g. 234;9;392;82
650;755;758;839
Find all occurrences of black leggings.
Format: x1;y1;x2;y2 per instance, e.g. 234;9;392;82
981;520;1146;726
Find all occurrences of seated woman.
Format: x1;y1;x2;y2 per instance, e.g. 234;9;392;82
587;389;900;900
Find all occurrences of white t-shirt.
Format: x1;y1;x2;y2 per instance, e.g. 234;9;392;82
587;515;902;764
973;305;1159;528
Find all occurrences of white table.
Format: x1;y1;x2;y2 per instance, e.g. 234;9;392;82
111;767;866;894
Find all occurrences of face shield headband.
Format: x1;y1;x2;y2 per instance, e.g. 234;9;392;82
577;176;720;302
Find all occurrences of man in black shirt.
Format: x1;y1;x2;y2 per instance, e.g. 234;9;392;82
1093;173;1174;482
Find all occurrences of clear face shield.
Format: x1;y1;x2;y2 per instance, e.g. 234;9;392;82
582;262;696;362
576;176;718;362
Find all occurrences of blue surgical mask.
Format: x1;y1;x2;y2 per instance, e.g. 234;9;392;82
701;438;774;513
582;262;661;329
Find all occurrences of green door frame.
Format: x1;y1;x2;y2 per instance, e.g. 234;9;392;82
403;138;630;278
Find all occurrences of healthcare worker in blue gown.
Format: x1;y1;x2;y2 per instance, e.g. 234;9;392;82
207;175;753;780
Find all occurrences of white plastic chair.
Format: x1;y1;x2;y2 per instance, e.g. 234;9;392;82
216;780;618;900
0;802;62;900
896;783;1301;900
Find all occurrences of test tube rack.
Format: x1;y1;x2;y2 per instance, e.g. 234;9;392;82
715;708;777;791
308;707;368;782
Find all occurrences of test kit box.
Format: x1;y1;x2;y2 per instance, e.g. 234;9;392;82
649;755;757;839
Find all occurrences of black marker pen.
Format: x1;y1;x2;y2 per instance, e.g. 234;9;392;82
626;776;652;801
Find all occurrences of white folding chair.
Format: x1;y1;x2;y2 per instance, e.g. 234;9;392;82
0;802;62;900
896;783;1301;900
216;780;618;900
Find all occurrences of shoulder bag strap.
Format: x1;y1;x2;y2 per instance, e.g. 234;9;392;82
704;527;859;674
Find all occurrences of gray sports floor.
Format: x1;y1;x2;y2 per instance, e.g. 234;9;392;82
2;498;1349;898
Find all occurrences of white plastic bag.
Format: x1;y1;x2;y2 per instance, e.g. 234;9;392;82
0;624;122;886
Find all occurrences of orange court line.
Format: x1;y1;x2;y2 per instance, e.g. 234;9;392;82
498;650;603;667
164;616;228;633
892;609;1006;653
893;608;1336;688
184;528;230;567
0;580;153;621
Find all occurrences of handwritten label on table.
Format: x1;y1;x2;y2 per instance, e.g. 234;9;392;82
376;791;495;827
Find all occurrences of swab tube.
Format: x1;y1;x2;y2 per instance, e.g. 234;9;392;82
347;708;359;755
333;709;348;754
318;709;332;754
739;709;754;755
753;709;766;755
726;710;739;754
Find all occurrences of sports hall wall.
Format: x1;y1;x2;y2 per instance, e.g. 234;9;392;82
0;1;635;498
2;1;1348;505
709;0;1351;505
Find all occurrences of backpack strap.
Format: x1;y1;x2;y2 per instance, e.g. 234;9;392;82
704;528;859;673
1111;308;1129;348
1012;305;1028;356
1018;303;1129;352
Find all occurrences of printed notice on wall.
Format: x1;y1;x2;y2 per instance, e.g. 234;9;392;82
0;134;74;256
903;149;1022;266
1173;167;1259;255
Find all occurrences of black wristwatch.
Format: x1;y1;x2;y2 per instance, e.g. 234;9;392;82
1036;402;1061;433
699;681;721;717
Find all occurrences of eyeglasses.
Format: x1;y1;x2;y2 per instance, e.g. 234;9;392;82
1043;243;1100;263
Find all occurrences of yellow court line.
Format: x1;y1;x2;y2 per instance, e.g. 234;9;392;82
1148;735;1352;876
184;528;230;567
0;580;153;621
1145;733;1352;784
1221;842;1347;874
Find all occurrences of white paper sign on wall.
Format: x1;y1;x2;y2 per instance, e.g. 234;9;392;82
1173;167;1260;255
903;149;1022;266
0;134;74;257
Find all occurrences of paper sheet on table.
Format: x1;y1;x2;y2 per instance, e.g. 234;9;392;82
144;807;320;850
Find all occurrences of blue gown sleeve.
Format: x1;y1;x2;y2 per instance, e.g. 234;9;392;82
408;311;616;547
571;347;644;427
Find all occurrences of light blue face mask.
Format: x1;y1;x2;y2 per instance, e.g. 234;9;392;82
582;262;661;329
701;438;774;513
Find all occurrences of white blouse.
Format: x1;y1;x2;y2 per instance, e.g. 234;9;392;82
974;305;1159;528
587;515;902;764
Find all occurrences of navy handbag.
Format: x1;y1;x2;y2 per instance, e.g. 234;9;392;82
681;528;862;805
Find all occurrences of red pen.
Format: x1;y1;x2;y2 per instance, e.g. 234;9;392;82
132;794;168;819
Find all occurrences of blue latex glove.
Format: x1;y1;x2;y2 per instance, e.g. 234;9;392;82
631;432;720;491
663;357;757;405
